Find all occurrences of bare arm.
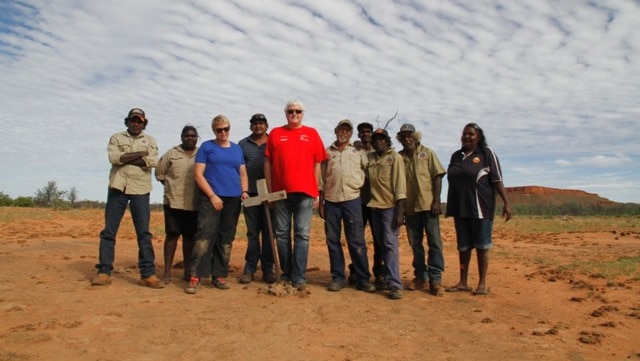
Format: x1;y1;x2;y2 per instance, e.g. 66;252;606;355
264;158;272;193
239;164;249;201
493;180;512;222
195;162;223;211
430;175;443;216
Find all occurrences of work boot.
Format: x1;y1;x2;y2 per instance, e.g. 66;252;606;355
327;281;345;292
91;273;111;286
356;280;376;293
262;271;277;284
388;287;403;300
406;278;426;291
239;272;254;284
429;282;445;297
142;275;165;289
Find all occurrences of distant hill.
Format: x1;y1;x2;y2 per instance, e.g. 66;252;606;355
503;186;639;215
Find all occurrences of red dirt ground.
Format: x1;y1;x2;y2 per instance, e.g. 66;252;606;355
0;208;638;361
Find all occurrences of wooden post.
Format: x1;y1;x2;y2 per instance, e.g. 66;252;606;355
242;179;287;282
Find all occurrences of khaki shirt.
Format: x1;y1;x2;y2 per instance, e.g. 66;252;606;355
400;144;446;215
359;147;375;205
367;148;406;209
155;145;198;211
321;142;367;203
107;131;158;195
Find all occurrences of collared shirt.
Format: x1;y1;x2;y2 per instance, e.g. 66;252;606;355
446;146;504;220
155;145;198;211
367;148;406;209
239;135;267;194
107;131;158;195
359;147;376;205
321;142;367;202
399;144;446;215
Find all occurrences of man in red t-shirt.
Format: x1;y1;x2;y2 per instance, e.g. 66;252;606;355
265;99;328;290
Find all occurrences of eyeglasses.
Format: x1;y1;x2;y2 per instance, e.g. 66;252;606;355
286;109;303;115
215;126;230;134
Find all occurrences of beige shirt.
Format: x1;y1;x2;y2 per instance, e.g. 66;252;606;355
400;144;446;215
155;145;198;211
321;142;367;203
367;148;406;209
107;131;158;195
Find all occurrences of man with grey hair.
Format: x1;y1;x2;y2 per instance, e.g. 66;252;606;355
319;119;376;293
264;99;328;290
397;123;447;296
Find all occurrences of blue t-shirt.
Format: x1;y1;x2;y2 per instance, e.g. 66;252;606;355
195;140;245;197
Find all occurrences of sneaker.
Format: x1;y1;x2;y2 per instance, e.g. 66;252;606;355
388;287;403;300
185;276;200;294
262;271;277;284
356;280;376;293
327;281;344;292
429;282;445;297
212;277;230;290
142;275;165;289
293;282;307;291
91;273;111;286
239;272;254;284
406;278;426;291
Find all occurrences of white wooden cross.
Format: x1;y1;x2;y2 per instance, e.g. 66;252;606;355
243;179;287;282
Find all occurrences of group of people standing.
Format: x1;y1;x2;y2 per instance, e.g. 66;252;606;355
90;99;512;300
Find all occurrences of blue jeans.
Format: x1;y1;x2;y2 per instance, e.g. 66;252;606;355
324;198;371;283
371;208;402;289
242;201;275;274
362;204;384;278
96;188;155;278
189;194;241;278
273;193;314;284
405;211;445;283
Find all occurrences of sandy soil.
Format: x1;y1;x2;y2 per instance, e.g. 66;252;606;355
0;208;638;361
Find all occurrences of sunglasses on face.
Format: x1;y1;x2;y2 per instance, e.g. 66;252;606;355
286;109;303;115
215;126;230;134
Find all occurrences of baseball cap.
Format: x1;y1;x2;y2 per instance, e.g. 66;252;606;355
126;108;146;121
357;122;374;132
250;113;268;123
397;123;415;134
336;119;353;129
371;128;389;138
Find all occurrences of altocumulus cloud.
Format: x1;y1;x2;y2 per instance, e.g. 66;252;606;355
0;0;638;203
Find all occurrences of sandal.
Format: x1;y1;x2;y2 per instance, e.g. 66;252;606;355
445;285;473;292
472;287;489;295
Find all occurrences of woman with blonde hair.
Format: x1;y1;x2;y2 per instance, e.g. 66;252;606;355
185;115;249;294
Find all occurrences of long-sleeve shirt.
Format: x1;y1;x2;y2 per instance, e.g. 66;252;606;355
367;148;406;209
155;145;198;211
107;131;158;195
321;142;367;203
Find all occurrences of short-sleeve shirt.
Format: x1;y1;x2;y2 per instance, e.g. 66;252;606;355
367;148;406;209
446;146;504;220
239;135;267;194
155;145;198;211
107;131;158;195
195;140;245;197
265;125;327;197
399;144;446;215
321;142;367;203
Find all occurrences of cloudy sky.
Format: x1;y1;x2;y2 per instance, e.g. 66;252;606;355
1;0;639;204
